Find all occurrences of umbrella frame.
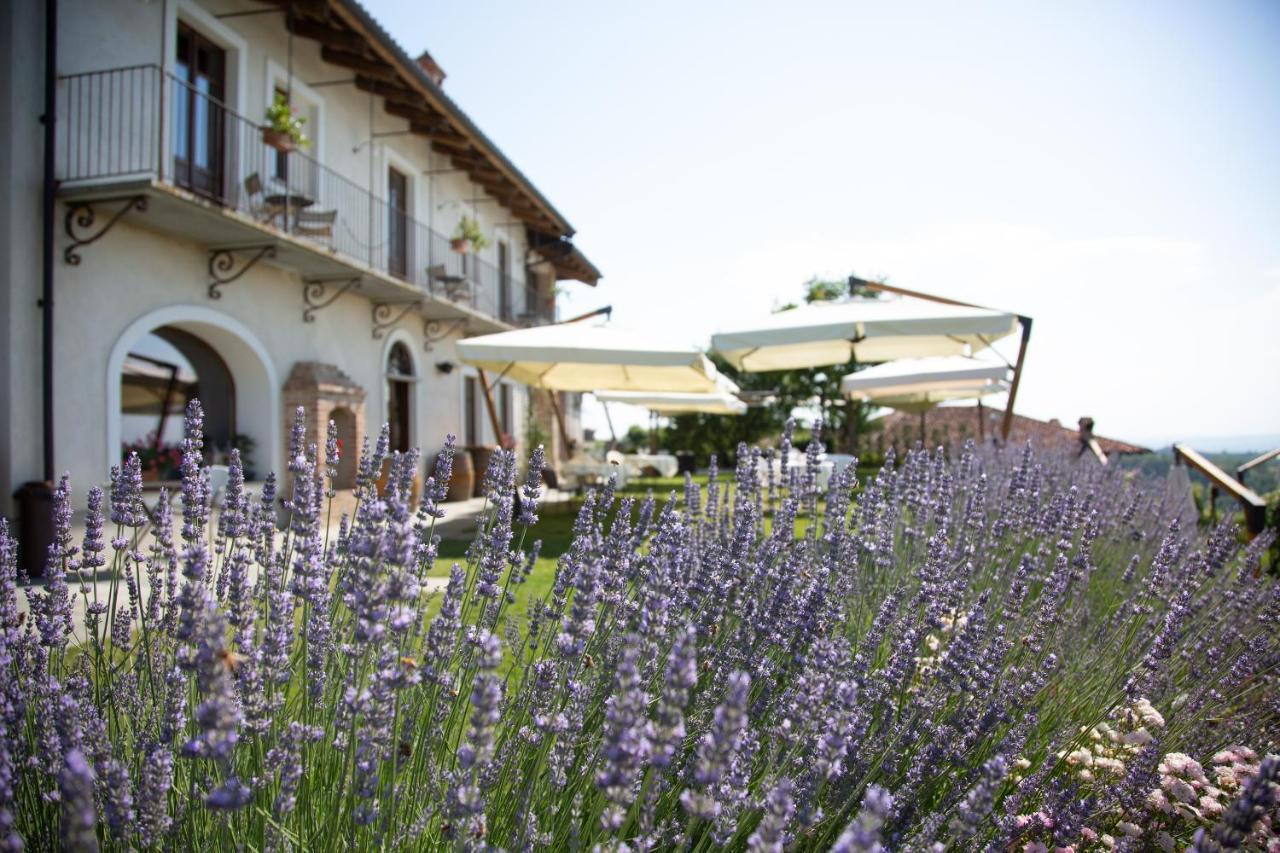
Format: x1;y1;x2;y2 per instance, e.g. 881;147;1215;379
860;281;1032;442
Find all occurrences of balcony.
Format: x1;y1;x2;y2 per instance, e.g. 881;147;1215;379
55;65;557;330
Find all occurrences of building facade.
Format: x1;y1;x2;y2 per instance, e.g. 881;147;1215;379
0;0;599;514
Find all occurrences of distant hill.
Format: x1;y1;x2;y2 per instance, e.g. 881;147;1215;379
1115;448;1280;497
1132;433;1280;454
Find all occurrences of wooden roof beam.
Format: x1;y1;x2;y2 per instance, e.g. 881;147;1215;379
354;76;423;108
287;17;365;53
383;101;455;129
319;46;399;83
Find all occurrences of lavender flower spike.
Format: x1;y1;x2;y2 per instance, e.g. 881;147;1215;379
60;749;99;853
680;671;750;821
831;785;894;853
519;444;546;526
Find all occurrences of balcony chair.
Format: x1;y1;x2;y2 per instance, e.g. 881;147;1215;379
293;208;336;240
428;264;471;301
242;172;284;224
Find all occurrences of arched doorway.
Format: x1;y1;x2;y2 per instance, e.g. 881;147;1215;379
330;406;358;489
385;341;415;453
108;306;281;483
120;327;239;476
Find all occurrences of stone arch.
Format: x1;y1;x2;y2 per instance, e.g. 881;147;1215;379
107;305;281;480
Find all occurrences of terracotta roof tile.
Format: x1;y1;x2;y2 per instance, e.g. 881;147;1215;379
875;407;1150;458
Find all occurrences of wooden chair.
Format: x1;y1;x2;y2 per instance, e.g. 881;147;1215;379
294;208;336;240
428;264;471;301
242;172;283;223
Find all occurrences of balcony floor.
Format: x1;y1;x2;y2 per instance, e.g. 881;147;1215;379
58;176;511;334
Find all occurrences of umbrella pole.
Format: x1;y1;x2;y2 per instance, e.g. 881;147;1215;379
1000;315;1033;442
547;389;572;460
475;368;506;448
602;401;618;448
919;410;926;445
977;399;985;441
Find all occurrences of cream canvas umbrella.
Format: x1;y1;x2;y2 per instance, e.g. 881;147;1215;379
710;296;1019;373
592;390;748;415
457;323;735;457
457;323;729;394
839;356;1009;405
842;356;1011;444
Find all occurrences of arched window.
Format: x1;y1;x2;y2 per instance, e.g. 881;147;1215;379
386;342;414;452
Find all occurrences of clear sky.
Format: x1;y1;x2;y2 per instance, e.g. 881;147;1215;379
364;0;1280;449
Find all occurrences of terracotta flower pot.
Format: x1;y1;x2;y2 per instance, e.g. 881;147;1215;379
450;237;470;253
446;450;474;502
141;465;161;483
262;128;296;153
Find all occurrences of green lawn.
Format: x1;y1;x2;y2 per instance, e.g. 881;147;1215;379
424;474;836;633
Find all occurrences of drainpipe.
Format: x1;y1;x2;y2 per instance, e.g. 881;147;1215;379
41;0;56;483
16;0;58;578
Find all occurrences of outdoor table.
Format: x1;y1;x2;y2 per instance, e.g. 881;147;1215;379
561;458;632;489
263;193;315;229
625;453;679;478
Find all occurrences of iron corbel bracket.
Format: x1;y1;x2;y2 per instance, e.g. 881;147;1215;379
423;317;467;351
371;300;422;339
64;196;148;265
208;244;277;299
302;276;362;322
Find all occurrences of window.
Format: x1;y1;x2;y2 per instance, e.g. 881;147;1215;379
386;342;414;452
388;167;409;279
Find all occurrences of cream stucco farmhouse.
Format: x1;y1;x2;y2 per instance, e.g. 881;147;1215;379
0;0;599;527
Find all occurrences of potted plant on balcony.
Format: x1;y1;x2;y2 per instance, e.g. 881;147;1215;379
450;216;491;253
263;92;308;153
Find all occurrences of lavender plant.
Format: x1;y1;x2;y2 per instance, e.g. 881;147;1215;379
2;401;1277;851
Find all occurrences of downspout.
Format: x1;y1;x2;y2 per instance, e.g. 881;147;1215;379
17;0;58;578
41;0;57;482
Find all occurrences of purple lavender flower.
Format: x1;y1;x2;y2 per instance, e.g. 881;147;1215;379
447;630;504;841
652;624;697;769
946;755;1008;843
59;748;99;852
134;743;173;845
519;444;545;526
680;671;750;821
595;633;654;828
419;434;457;521
109;453;145;527
831;785;893;853
746;778;795;852
180;594;244;797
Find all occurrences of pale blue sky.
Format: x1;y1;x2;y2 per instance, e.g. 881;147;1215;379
365;0;1280;447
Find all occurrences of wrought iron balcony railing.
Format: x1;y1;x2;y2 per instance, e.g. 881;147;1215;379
56;64;557;326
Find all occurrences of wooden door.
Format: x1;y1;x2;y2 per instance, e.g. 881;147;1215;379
173;23;227;200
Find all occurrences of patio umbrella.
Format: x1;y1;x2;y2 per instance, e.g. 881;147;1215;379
591;390;748;415
710;296;1019;373
457;323;736;457
457;323;731;394
839;356;1009;405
